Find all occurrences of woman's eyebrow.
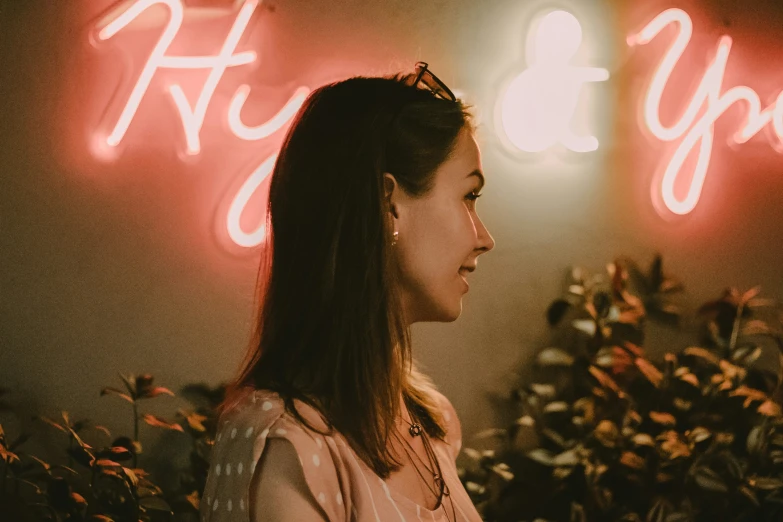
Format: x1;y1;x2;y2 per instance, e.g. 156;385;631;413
467;169;485;189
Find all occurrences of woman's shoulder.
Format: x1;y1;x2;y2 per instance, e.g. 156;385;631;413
220;388;332;432
202;388;348;521
425;387;463;460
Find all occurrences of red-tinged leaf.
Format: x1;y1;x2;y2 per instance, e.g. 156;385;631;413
25;454;52;472
0;446;20;464
101;387;134;404
649;411;676;426
92;425;112;438
67;445;95;468
589;366;623;396
96;459;122;468
660;278;684;294
67;427;92;451
758;400;782;416
679;373;699;388
138;386;175;400
730;386;768;408
89;516;116;522
682;347;722;367
142;414;183;432
741;286;762;306
617;308;644;325
658;303;681;316
98;446;133;462
623;342;645;358
620;451;645;469
181;411;208;432
635;358;663;387
186;490;200;510
36;416;67;433
747;297;777;308
71;491;87;506
584;302;598;321
52;464;79;476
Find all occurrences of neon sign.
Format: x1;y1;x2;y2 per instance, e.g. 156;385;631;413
498;10;609;153
629;8;783;215
91;0;309;248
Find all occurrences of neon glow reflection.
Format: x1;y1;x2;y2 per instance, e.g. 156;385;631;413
499;10;609;153
92;0;309;248
629;8;783;216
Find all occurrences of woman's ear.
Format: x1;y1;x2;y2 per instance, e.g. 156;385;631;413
383;173;400;219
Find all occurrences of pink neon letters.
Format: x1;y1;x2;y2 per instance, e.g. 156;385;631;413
93;0;308;247
629;8;783;215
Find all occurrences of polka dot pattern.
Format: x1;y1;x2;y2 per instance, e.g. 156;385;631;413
200;389;476;522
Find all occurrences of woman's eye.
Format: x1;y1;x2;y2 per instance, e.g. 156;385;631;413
466;192;483;201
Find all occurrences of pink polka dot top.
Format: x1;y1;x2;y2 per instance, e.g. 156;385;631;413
200;387;483;521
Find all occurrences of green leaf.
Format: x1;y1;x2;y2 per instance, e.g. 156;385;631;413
537;347;575;366
749;476;783;490
140;495;172;513
693;466;728;492
527;448;555;466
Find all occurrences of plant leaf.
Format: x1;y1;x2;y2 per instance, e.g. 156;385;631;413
100;387;134;404
693;466;728;492
537;347;575;366
635;358;663;387
142;414;183;432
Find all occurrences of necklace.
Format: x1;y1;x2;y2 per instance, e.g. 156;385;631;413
395;409;457;521
400;413;423;437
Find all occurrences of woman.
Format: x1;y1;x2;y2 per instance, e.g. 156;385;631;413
201;62;495;522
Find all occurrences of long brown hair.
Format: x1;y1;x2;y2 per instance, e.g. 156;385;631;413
221;72;473;478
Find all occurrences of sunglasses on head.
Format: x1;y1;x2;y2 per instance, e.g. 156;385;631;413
407;62;456;102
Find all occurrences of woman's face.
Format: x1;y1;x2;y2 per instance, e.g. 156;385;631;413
386;127;495;324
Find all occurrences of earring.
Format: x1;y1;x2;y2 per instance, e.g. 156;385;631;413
391;230;399;246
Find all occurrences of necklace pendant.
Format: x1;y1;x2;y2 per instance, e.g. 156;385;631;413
408;422;422;437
